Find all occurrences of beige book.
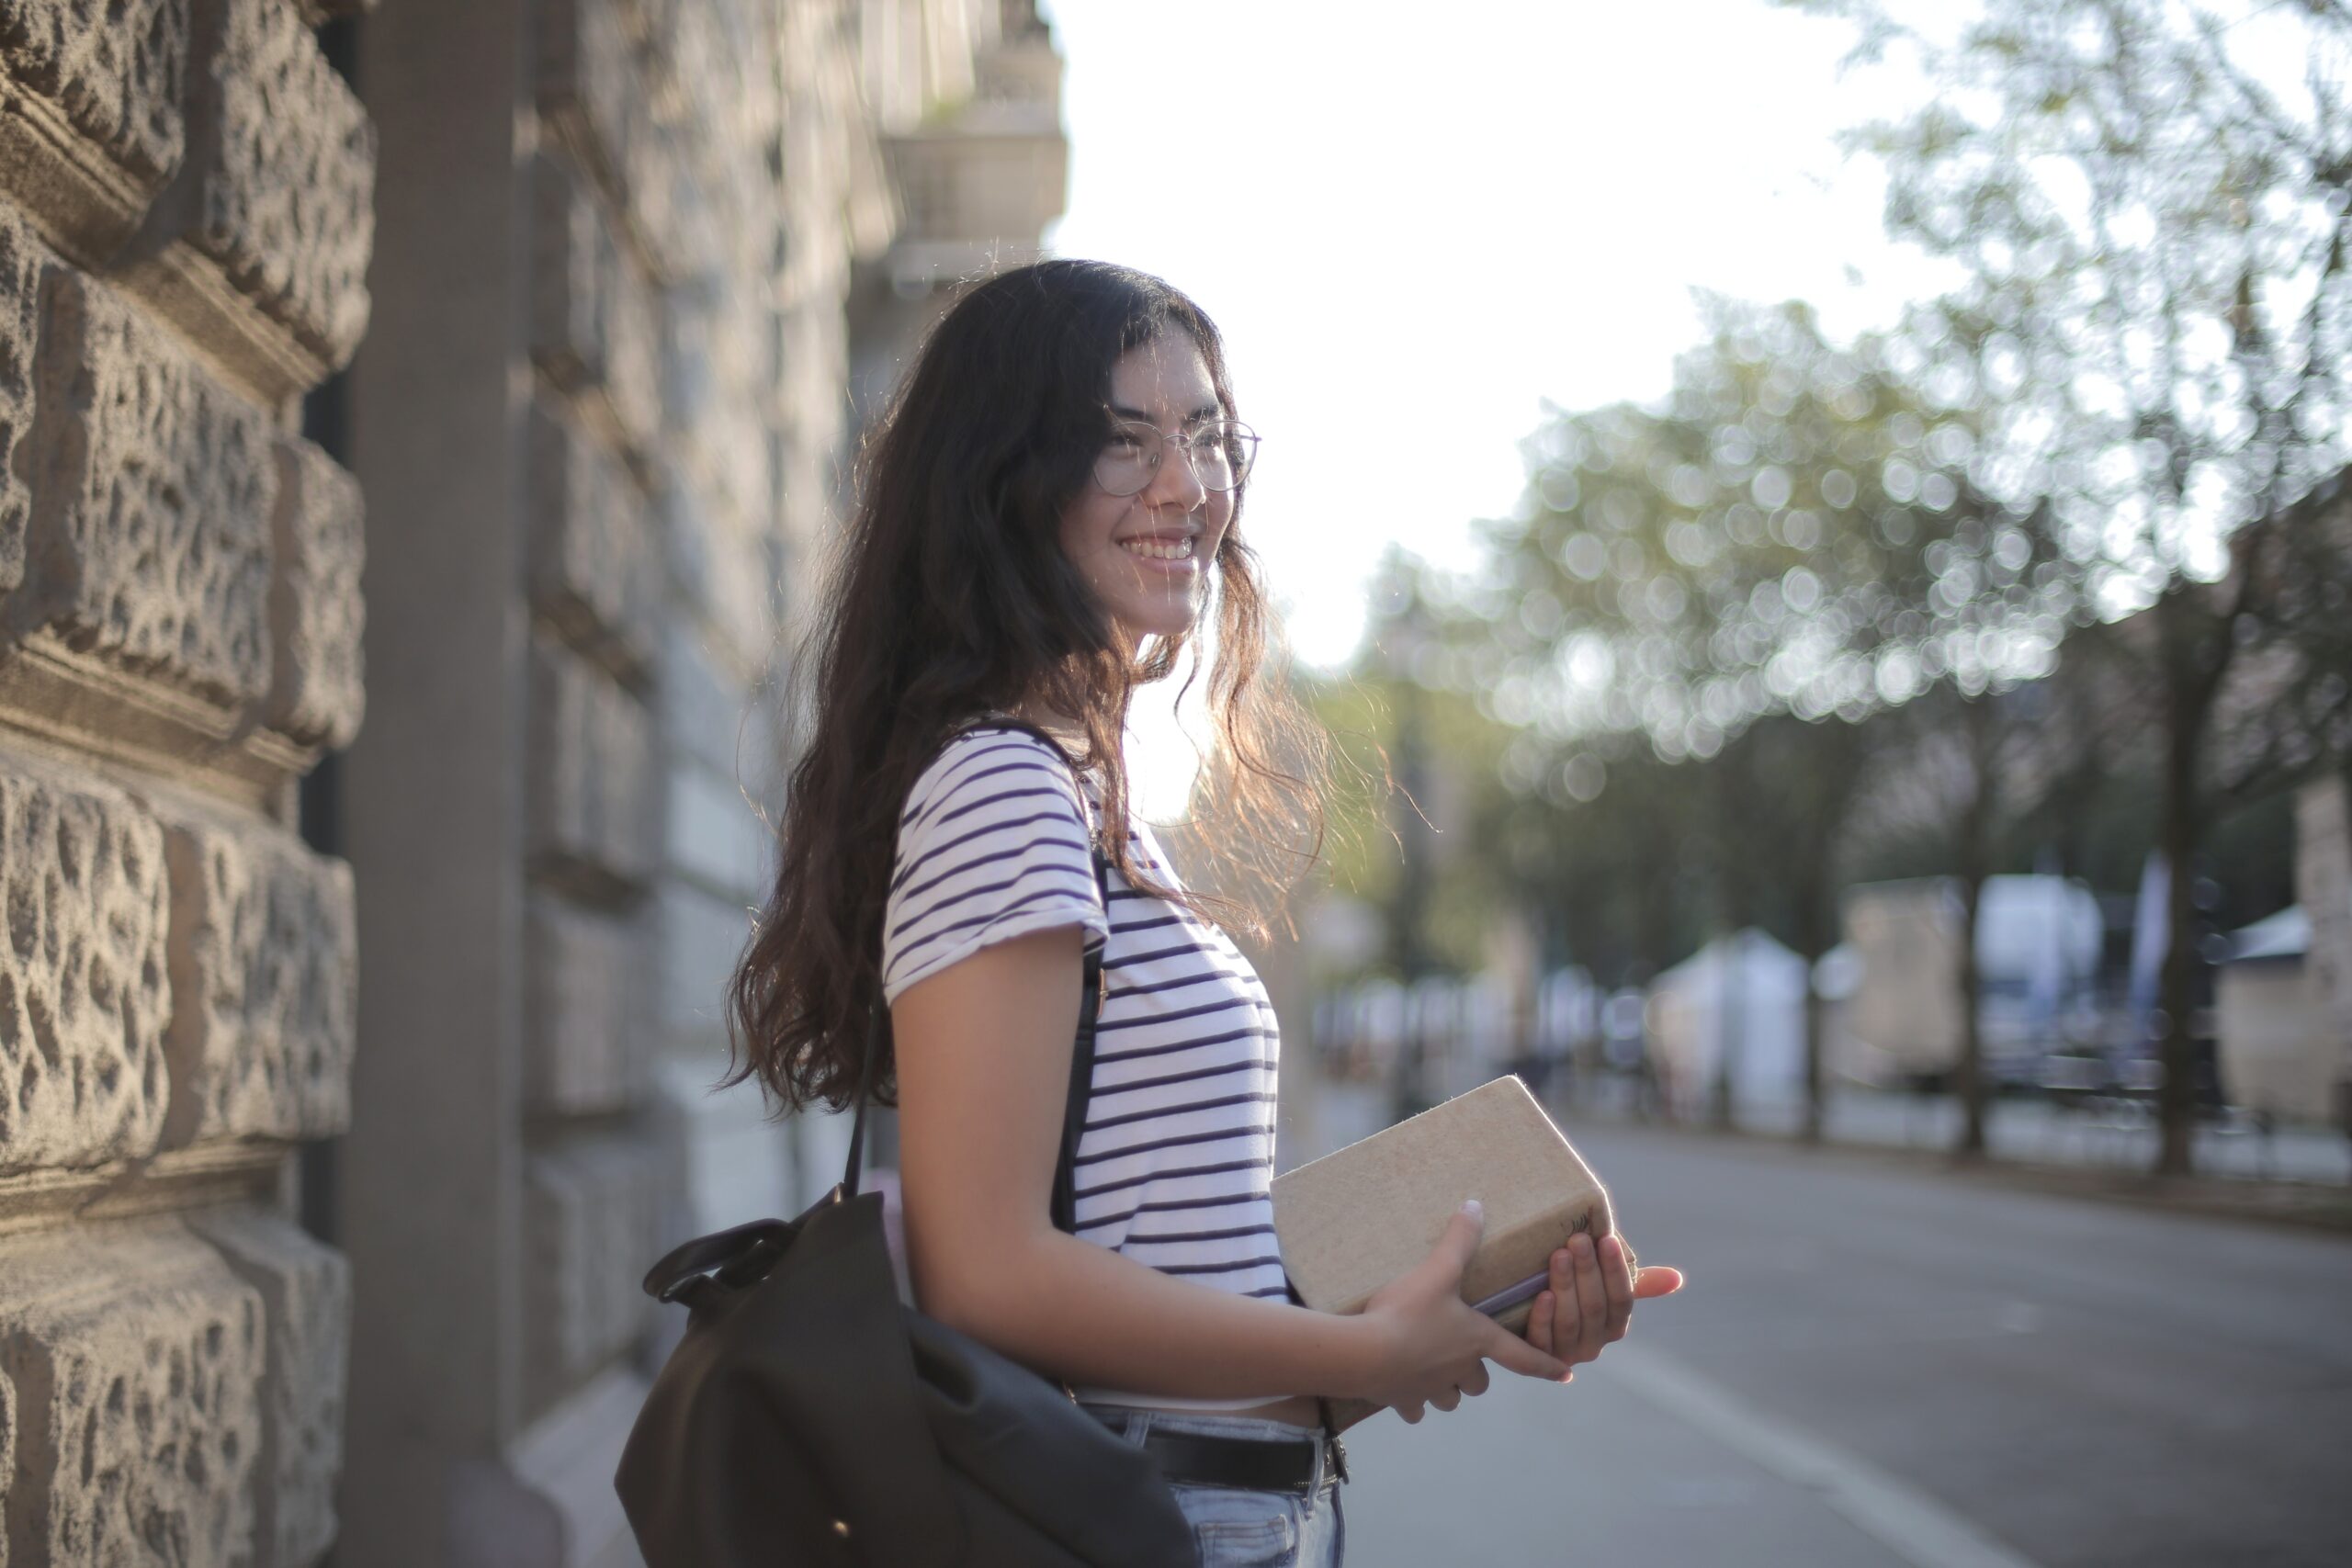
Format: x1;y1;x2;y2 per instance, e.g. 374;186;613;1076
1272;1077;1623;1427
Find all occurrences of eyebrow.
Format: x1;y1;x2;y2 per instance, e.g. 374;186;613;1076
1110;401;1224;426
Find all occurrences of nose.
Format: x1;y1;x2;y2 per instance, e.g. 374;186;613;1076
1141;435;1210;512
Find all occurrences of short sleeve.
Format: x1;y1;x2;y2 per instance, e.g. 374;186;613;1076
880;728;1107;1004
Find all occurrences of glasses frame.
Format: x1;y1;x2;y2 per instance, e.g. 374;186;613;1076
1091;415;1261;499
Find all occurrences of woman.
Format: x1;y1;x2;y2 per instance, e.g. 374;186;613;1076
727;260;1681;1565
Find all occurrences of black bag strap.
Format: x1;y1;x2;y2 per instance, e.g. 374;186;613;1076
842;718;1112;1238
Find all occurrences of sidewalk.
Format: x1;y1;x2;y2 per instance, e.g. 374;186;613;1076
1721;1084;2352;1186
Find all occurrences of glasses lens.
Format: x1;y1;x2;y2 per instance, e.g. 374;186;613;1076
1094;423;1158;496
1208;423;1258;491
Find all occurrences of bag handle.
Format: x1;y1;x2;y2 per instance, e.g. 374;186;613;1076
843;720;1111;1239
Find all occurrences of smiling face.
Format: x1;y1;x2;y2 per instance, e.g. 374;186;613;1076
1057;333;1236;645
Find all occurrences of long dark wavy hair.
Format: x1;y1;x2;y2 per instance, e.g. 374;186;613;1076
724;260;1333;1112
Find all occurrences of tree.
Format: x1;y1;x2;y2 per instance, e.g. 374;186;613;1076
1432;295;2063;1138
1793;0;2352;1171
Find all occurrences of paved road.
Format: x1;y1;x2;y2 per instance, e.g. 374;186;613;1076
1325;1113;2352;1568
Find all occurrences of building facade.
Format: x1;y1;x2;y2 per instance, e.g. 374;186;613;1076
2297;775;2352;1127
0;2;1063;1564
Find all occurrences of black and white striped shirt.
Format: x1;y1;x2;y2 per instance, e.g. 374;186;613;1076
881;725;1289;1311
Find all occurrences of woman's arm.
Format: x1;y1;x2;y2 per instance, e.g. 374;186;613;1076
891;925;1570;1410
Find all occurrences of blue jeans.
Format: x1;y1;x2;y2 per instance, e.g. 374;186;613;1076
1083;1406;1346;1567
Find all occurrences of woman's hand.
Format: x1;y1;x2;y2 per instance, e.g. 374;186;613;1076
1524;1232;1685;1369
1356;1201;1574;1424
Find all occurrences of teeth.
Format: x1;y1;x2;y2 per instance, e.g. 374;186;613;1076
1122;537;1194;562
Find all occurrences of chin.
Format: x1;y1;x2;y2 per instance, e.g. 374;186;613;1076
1114;601;1206;644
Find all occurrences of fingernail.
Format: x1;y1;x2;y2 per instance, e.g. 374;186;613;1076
1462;1198;1483;1221
1572;1234;1594;1258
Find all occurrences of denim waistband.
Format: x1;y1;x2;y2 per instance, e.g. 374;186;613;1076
1080;1403;1340;1495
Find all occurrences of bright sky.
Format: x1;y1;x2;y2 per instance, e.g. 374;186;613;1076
1035;0;1957;813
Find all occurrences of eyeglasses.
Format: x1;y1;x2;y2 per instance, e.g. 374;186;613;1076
1092;417;1260;498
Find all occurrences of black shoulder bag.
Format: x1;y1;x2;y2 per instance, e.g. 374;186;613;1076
615;838;1193;1566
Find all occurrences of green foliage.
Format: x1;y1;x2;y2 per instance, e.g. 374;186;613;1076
1299;603;1521;978
1449;296;2062;780
1786;0;2352;603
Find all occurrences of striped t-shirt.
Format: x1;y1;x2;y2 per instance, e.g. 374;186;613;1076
880;725;1290;1317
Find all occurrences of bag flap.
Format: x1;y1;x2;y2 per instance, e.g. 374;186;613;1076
903;1313;1195;1568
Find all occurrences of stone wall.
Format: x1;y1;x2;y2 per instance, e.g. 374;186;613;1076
0;1;371;1563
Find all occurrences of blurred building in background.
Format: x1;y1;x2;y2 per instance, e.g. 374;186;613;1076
0;3;1063;1566
2295;778;2352;1124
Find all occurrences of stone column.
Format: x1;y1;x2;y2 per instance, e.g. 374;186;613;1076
343;0;813;1561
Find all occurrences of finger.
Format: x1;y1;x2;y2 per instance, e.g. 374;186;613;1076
1432;1386;1462;1414
1549;1246;1577;1359
1571;1235;1609;1363
1526;1291;1555;1356
1461;1361;1491;1399
1485;1321;1572;1382
1632;1265;1687;1300
1397;1402;1425;1425
1600;1234;1636;1342
1424;1199;1486;1282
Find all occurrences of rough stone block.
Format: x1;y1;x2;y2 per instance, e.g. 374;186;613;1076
667;760;768;903
0;1219;264;1564
0;201;46;600
656;620;754;780
527;398;656;672
266;436;365;748
528;637;655;886
525;1136;658;1412
660;479;773;673
188;0;374;368
592;237;658;446
0;0;189;253
663;295;771;535
704;512;776;674
655;879;749;1048
187;1207;350;1568
159;800;357;1144
525;894;645;1116
530;148;662;452
30;269;275;711
537;0;638;208
0;750;170;1176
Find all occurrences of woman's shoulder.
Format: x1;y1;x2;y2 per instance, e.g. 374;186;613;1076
883;721;1107;1000
899;722;1091;835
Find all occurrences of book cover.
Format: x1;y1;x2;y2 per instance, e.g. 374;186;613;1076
1272;1077;1622;1425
